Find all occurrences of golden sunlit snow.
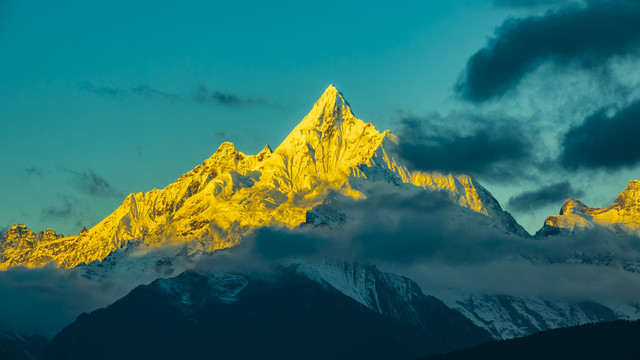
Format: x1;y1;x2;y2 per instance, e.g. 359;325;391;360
544;180;640;234
1;86;507;269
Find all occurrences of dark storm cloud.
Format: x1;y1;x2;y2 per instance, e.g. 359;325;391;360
130;84;180;102
193;85;268;107
507;181;583;212
79;82;126;98
458;1;640;102
67;169;121;197
395;115;531;179
561;99;640;169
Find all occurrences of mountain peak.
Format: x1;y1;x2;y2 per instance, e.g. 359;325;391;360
215;141;239;154
256;144;272;161
559;198;588;215
297;84;355;133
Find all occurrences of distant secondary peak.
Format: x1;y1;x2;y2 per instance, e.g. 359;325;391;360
216;141;238;153
7;224;31;234
260;144;272;153
212;142;245;161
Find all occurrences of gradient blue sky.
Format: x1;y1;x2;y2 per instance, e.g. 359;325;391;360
2;0;639;235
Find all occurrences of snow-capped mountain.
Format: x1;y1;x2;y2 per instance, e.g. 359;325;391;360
0;85;527;269
44;263;492;360
437;292;637;340
538;180;640;236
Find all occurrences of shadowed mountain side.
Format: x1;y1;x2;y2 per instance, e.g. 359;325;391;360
427;319;640;360
44;267;492;360
0;332;48;360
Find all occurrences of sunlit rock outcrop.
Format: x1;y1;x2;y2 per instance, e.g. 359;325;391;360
538;180;640;236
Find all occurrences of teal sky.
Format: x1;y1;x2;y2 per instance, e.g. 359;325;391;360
2;0;639;235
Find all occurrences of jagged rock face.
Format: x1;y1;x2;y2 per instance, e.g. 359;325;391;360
539;180;640;235
0;224;64;267
1;85;527;269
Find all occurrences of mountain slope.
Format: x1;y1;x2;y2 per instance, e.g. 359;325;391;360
438;292;629;340
1;85;527;269
44;264;492;360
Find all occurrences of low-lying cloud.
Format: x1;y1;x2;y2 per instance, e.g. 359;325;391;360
5;182;640;334
203;183;640;304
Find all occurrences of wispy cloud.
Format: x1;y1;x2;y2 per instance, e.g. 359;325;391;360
79;82;274;109
42;201;73;219
129;84;180;102
24;166;46;177
79;82;126;98
214;131;229;140
66;169;121;198
192;85;268;108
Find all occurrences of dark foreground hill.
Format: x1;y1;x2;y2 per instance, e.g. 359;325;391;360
44;265;491;360
428;318;640;360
